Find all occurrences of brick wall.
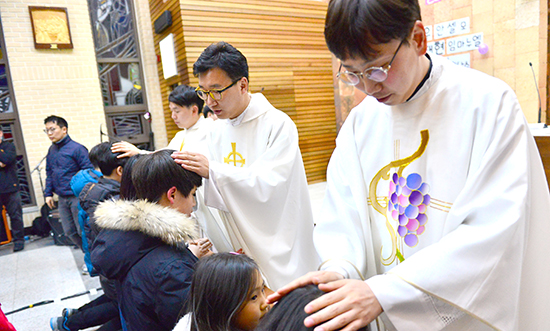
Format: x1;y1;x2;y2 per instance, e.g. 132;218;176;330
0;0;166;226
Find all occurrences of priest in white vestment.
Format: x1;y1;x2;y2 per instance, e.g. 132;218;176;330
112;84;214;156
269;1;550;330
173;42;319;289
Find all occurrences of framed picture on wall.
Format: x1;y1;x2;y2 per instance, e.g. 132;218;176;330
28;6;73;49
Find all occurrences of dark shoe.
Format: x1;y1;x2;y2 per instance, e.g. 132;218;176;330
62;308;78;319
13;242;24;252
50;317;64;331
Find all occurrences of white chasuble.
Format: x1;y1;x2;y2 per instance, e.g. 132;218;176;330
165;116;214;153
203;93;319;289
315;55;550;330
163;116;229;249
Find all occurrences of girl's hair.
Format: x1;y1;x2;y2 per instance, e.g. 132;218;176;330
256;285;370;331
186;253;260;331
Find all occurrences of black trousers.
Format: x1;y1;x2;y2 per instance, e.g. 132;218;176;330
65;295;121;331
0;191;24;243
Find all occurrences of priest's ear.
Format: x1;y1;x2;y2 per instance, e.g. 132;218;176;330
238;77;249;94
411;20;428;56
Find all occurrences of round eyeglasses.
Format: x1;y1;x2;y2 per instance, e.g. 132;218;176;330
195;78;241;101
337;39;404;85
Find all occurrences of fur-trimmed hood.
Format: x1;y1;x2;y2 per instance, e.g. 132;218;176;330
94;199;197;245
91;199;198;282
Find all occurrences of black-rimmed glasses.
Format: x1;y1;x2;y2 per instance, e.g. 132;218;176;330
196;78;241;101
337;39;405;85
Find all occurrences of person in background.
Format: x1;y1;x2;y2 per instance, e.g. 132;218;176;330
50;142;128;331
44;115;94;250
112;84;214;157
0;126;25;252
202;106;218;121
269;0;550;330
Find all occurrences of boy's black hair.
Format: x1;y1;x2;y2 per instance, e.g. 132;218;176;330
193;41;249;82
131;149;202;202
187;253;259;331
169;84;205;114
256;285;369;331
88;142;128;176
325;0;421;60
120;154;143;201
44;115;68;129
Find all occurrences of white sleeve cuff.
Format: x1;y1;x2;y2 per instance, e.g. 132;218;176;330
366;273;445;331
203;164;229;212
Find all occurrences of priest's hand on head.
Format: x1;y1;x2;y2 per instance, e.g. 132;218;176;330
267;271;381;331
305;279;382;331
111;141;142;158
172;151;210;178
267;270;344;304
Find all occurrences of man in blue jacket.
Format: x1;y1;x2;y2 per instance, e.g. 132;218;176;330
0;126;24;252
44;115;93;250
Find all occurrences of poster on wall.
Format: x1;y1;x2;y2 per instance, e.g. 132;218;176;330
425;25;433;41
427;40;446;56
434;17;470;39
446;53;471;68
159;33;178;79
446;32;483;55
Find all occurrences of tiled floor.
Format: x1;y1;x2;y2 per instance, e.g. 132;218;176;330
0;237;101;331
0;182;327;331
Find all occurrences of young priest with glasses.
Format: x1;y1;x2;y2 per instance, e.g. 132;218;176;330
172;41;319;290
268;0;550;330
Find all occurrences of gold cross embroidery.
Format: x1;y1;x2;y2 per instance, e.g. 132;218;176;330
223;142;246;167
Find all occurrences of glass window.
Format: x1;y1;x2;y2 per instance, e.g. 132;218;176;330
111;114;143;136
88;0;137;59
99;62;142;106
87;0;152;150
0;65;13;114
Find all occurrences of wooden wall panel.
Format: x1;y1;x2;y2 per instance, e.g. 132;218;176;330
535;136;550;192
148;0;336;183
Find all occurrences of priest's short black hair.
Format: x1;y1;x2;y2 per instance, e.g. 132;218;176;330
325;0;421;61
193;41;249;82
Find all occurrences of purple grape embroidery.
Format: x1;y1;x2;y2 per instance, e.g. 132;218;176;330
388;172;431;247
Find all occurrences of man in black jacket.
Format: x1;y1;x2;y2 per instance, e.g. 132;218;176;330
0;126;24;252
44;115;94;250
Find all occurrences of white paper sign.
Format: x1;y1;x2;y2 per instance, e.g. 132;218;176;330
434;17;470;39
446;53;471;68
427;40;446;56
425;25;433;41
446;32;483;55
159;33;178;79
